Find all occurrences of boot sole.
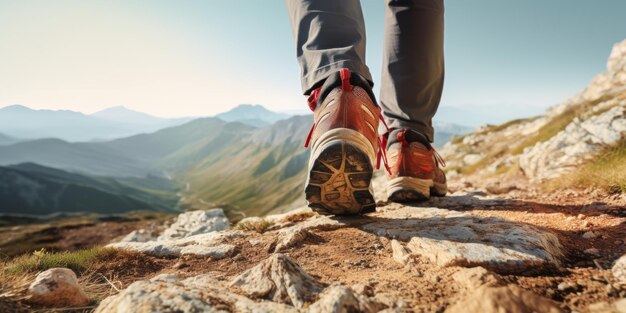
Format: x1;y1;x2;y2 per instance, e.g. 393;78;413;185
305;129;376;215
387;176;448;203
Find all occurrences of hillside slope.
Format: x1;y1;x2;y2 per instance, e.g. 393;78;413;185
180;115;312;216
0;163;179;215
0;118;232;177
0;115;311;215
440;39;626;192
0;133;19;146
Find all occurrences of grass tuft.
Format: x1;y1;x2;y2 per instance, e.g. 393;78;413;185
545;139;626;193
488;118;533;133
5;247;113;275
279;211;316;223
235;219;274;233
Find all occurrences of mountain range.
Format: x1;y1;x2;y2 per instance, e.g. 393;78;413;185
0;115;313;215
0;104;293;142
0;103;472;215
0;105;193;142
0;133;19;146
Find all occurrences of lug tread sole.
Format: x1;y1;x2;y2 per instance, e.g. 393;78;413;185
305;142;375;215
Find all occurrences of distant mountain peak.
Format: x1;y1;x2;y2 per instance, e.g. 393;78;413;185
0;104;32;112
92;105;150;116
216;104;289;127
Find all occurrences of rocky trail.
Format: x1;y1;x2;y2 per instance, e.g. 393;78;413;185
4;36;626;313
15;173;623;313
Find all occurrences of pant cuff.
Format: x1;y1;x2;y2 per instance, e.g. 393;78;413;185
383;116;434;143
302;60;373;95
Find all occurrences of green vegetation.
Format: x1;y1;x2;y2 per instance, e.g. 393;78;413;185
546;139;626;193
486;118;533;133
5;247;112;275
510;113;574;155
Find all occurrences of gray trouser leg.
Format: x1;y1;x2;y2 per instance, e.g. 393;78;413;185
379;0;445;142
285;0;373;95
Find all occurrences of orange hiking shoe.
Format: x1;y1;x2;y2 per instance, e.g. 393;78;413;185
303;68;385;215
382;128;447;202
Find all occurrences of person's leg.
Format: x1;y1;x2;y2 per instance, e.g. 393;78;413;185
286;0;381;215
285;0;373;95
380;0;447;202
379;0;445;142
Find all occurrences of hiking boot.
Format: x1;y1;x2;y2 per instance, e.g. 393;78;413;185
383;128;447;202
303;68;383;215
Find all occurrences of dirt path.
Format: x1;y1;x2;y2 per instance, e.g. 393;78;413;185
90;185;625;312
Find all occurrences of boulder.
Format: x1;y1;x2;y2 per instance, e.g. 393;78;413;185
158;209;230;241
229;253;325;308
28;268;89;307
445;284;563;313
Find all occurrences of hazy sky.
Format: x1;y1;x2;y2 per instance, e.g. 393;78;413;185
1;0;625;118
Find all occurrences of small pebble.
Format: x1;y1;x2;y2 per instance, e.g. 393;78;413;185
582;231;597;239
584;248;600;255
591;275;606;283
173;262;188;269
605;284;617;296
557;282;574;292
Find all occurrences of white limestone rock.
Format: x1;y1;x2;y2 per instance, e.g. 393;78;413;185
520;105;626;181
445;284;563;313
463;154;483;166
180;243;236;258
452;267;504;289
307;285;389;313
106;241;183;256
158;209;230;241
274;215;345;252
95;274;298;313
390;239;411;265
107;230;243;257
118;229;155;243
229;253;325;308
363;206;563;273
612;254;626;286
28;268;89;307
